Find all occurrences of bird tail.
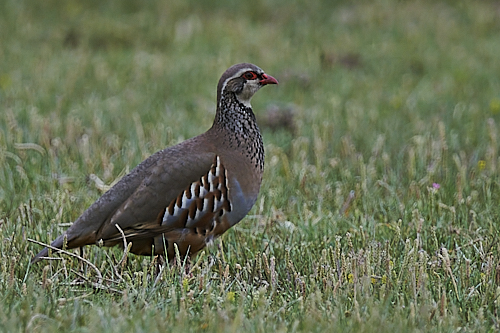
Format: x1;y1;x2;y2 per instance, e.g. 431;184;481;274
31;234;66;264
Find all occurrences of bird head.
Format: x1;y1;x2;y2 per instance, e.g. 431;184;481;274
217;63;278;108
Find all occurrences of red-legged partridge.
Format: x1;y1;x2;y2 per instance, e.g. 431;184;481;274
32;63;278;263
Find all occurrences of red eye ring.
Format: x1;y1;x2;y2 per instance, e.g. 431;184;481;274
242;72;258;80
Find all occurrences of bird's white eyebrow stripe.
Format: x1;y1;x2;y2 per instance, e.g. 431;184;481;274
220;67;261;94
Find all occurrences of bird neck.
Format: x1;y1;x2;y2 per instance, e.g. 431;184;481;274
212;90;264;171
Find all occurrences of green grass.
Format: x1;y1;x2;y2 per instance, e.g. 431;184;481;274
2;0;500;331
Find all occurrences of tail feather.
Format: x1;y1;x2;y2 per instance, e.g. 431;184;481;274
31;234;66;264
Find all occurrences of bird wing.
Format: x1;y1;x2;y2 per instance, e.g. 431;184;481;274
32;134;218;261
102;154;233;242
94;145;219;243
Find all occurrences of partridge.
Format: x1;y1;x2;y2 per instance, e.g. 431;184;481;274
32;63;278;263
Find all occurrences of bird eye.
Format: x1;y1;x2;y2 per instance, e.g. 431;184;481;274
243;72;258;80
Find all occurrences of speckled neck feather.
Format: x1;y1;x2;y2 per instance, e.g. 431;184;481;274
213;89;264;172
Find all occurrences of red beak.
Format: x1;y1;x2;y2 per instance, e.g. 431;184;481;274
260;73;278;85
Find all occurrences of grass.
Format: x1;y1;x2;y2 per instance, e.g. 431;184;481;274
1;0;500;331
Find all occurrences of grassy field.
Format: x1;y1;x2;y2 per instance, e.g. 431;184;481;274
1;0;500;331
